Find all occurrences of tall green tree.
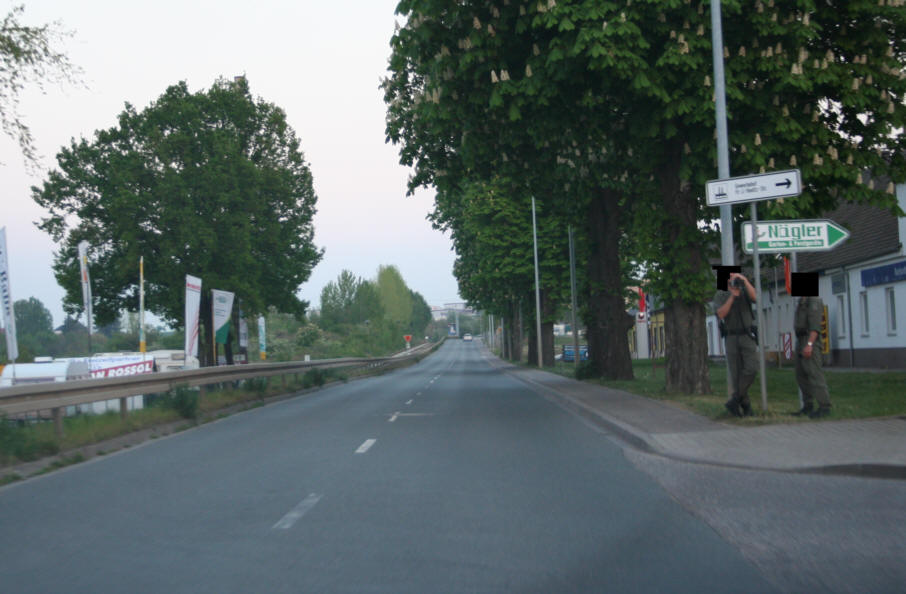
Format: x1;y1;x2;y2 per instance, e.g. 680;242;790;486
32;77;323;364
8;297;55;359
386;1;906;392
0;5;82;167
376;265;414;327
320;269;363;331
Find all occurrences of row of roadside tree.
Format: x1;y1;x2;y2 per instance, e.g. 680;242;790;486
382;1;906;392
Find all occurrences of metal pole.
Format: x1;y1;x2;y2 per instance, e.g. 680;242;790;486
751;205;768;411
711;0;735;401
531;196;543;369
791;252;803;408
139;256;146;354
568;226;580;375
711;0;733;266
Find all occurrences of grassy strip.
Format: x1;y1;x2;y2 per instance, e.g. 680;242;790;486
549;358;906;424
0;366;354;470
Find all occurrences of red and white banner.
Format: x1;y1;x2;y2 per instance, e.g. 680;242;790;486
91;360;153;378
185;275;202;358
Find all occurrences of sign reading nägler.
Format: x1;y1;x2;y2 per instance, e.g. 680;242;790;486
741;219;850;254
706;169;801;206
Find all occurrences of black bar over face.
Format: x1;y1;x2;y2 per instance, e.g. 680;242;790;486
790;272;819;296
713;265;742;291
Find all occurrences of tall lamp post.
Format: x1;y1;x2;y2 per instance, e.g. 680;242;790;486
531;196;543;369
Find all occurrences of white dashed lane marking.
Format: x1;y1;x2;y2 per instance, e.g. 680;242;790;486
355;439;377;454
272;493;322;530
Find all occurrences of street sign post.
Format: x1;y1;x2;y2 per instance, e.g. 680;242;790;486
741;219;850;253
706;168;803;414
706;169;802;206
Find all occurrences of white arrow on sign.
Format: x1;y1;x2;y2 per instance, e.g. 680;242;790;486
706;169;801;206
741;219;850;254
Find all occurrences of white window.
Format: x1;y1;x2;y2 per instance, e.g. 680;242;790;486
836;295;846;338
860;291;870;335
886;287;897;335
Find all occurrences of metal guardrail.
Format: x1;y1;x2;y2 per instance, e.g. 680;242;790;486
0;341;437;418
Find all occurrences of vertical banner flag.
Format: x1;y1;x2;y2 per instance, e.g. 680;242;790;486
211;289;235;344
184;275;202;358
0;227;18;361
258;315;266;360
77;240;93;334
139;256;146;353
238;315;249;348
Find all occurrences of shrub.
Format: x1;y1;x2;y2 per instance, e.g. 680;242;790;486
0;416;60;464
159;385;199;420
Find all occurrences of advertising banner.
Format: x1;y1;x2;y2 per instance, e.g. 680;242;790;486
211;289;234;344
258;315;266;360
0;227;17;361
77;241;93;334
185;275;202;357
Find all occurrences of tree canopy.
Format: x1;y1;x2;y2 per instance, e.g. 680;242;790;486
32;77;323;327
385;0;906;390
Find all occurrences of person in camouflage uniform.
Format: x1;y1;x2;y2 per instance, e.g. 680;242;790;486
793;295;831;418
715;272;758;417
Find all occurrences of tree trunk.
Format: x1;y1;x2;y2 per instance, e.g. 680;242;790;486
584;187;634;380
657;148;711;394
528;291;556;367
664;300;710;394
505;300;523;363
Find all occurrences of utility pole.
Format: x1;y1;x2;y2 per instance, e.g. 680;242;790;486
531;196;543;369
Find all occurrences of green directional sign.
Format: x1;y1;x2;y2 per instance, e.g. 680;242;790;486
741;219;850;254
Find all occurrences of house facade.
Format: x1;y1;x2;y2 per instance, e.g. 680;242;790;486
707;182;906;369
633;183;906;369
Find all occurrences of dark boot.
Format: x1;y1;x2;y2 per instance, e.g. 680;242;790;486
740;402;754;417
808;407;831;419
792;403;814;416
724;399;743;418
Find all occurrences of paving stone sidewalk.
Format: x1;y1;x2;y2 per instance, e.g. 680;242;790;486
487;351;906;480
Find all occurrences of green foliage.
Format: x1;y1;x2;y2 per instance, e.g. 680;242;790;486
302;368;327;389
376;265;413;326
158;385;199;420
32;77;323;327
0;417;60;464
385;0;906;389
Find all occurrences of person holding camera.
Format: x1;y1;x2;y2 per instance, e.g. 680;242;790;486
714;272;758;417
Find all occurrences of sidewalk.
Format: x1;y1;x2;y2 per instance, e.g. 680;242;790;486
488;352;906;480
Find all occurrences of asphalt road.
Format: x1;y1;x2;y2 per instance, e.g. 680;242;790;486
0;340;774;593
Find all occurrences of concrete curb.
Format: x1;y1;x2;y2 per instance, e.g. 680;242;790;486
488;350;906;481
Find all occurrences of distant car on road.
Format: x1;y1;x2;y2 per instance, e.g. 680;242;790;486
463;333;473;342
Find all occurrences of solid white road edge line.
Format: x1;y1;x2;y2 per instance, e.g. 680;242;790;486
355;438;377;454
272;493;322;530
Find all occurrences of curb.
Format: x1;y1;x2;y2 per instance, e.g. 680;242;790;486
486;348;906;482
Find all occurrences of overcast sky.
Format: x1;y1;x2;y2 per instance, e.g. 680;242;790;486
1;0;461;328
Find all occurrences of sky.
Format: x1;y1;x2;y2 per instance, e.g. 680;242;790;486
0;0;462;328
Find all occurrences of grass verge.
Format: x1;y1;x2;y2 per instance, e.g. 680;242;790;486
549;358;906;424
